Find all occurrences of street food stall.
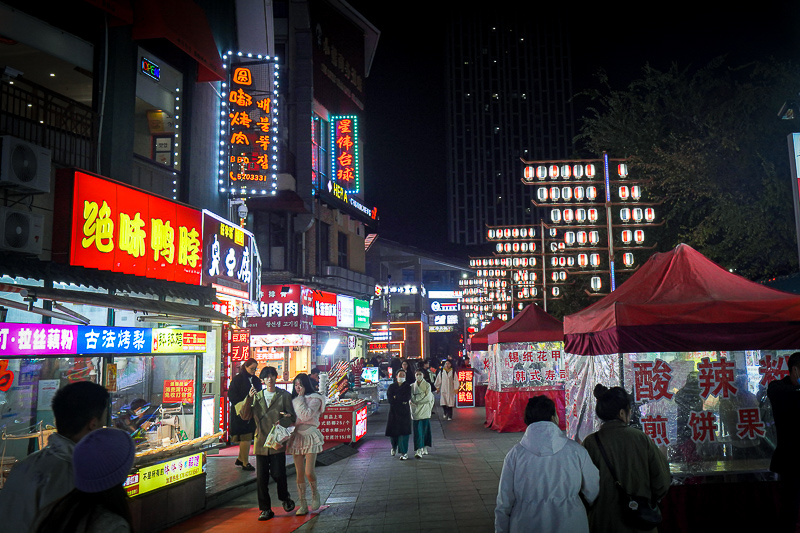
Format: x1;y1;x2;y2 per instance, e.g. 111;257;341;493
563;244;800;532
466;318;505;406
485;304;566;432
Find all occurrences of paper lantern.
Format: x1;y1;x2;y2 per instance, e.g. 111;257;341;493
504;228;511;238
586;164;596;178
575;208;586;223
504;243;511;252
631;186;642;200
552;287;560;297
620;208;631;222
551;209;561;223
588;209;599;223
549;187;560;201
589;231;600;245
587;186;597;201
573;164;584;178
549;228;558;237
578;253;588;267
512;228;520;238
561;187;573;201
634;230;645;244
622;230;633;244
623;252;635;267
524;166;535;180
496;243;503;252
565;231;575;245
552;272;559;282
563;209;574;223
520;228;528;238
577;231;588;245
591;276;602;291
512;242;520;253
645;208;655;222
549;165;559;179
561;165;572;179
633;208;643;222
574;186;585;201
618;163;628;177
619;186;629;201
551;257;559;267
590;254;600;267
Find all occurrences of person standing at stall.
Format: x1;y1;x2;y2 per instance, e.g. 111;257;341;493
0;381;109;532
386;370;413;460
582;385;671;533
435;360;459;420
411;369;435;458
287;373;326;516
228;358;261;471
240;366;297;521
768;351;800;532
495;396;599;533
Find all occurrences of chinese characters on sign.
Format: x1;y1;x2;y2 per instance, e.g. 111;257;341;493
227;328;250;362
201;210;256;300
125;453;203;497
331;116;359;194
56;170;202;284
319;403;365;442
497;342;566;388
163;379;195;403
250;284;314;334
223;57;280;195
456;369;475;408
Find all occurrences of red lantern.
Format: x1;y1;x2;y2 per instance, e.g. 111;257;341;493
577;231;587;245
590;254;600;267
563;209;574;223
524;166;535;180
634;230;645;244
574;186;585;201
623;252;635;267
622;230;633;244
589;231;600;245
618;163;628;177
578;253;588;267
645;208;655;222
619;186;629;201
588;209;598;223
587;186;597;201
586;164;596;178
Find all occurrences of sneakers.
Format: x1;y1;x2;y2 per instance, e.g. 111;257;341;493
390;447;396;456
400;453;408;460
258;510;274;521
414;449;423;459
422;447;429;455
241;463;255;471
282;498;296;513
448;417;453;421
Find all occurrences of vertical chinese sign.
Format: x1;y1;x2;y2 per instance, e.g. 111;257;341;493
330;115;360;195
221;54;280;197
53;170;202;284
456;368;475;408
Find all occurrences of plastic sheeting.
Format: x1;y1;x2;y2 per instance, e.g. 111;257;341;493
564;352;620;441
485;387;566;433
468;351;490;385
489;341;566;391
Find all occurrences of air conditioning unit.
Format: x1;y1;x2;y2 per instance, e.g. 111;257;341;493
0;136;52;194
0;207;44;255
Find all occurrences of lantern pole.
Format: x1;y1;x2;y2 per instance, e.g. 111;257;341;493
603;152;617;291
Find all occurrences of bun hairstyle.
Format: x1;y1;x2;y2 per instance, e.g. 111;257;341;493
594;384;631;422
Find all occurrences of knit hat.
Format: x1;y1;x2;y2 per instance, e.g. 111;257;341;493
73;427;136;493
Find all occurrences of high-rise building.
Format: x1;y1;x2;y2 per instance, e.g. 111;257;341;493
446;11;574;246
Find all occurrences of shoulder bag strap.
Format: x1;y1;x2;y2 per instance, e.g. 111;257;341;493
595;432;627;493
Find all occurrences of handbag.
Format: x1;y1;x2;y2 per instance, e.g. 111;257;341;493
265;424;292;449
595;433;662;530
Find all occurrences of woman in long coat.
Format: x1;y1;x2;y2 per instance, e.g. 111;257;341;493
434;360;459;420
582;385;671;533
385;370;413;460
411;369;435;458
228;358;261;470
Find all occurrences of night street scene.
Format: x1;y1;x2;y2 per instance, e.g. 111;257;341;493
0;0;799;532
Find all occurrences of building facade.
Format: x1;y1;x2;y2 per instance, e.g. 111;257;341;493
445;10;575;245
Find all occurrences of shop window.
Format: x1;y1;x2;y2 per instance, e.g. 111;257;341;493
254;211;288;270
134;49;183;172
338;232;348;268
311;115;329;188
319;222;331;265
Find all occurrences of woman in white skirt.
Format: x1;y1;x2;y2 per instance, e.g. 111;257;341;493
287;373;326;515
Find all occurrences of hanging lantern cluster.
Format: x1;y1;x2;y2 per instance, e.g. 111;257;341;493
523;163;596;182
487;227;537;240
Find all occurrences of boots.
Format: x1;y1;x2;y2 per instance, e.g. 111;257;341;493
295;482;308;515
310;480;321;510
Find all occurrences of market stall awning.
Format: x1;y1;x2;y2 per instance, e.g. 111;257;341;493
466;318;505;351
132;0;225;82
487;304;563;345
564;243;800;355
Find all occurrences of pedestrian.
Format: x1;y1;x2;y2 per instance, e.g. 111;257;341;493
582;384;671;533
309;367;321;391
495;396;599;533
768;351;800;532
390;356;403;378
422;359;437;392
227;357;261;471
401;358;415;377
239;366;297;521
0;381;109;531
386;369;413;460
35;427;136;533
435;359;459;420
286;372;326;515
411;369;434;458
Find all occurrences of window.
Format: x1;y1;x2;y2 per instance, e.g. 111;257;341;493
338;232;348;268
320;222;331;265
311;115;329;188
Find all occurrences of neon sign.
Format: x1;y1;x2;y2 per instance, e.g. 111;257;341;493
331;115;359;194
220;53;281;196
141;57;160;81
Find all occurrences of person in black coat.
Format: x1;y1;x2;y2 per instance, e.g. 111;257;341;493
768;351;800;532
385;369;413;460
228;358;262;470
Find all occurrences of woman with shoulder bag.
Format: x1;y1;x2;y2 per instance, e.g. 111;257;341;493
582;384;671;533
228;358;262;471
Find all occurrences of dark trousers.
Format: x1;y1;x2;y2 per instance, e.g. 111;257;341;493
443;406;454;418
256;453;290;511
778;474;800;533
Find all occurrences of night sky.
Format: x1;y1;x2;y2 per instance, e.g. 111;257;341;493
348;2;799;256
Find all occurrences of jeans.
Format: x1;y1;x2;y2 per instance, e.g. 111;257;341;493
413;419;432;450
256;453;290;510
390;434;409;454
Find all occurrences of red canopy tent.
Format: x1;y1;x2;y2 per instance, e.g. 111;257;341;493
485;304;566;432
487;303;564;345
466;318;505;351
564;244;800;355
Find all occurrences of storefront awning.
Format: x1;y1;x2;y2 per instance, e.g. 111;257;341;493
316;327;373;340
132;0;225;82
15;285;233;323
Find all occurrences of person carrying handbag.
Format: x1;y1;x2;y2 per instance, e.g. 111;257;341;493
582;384;671;533
237;366;297;521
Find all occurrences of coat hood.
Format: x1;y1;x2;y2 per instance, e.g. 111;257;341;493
519;421;568;456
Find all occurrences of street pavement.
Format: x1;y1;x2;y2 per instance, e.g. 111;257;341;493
166;402;523;532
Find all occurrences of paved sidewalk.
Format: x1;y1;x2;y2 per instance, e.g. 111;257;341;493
166;404;523;533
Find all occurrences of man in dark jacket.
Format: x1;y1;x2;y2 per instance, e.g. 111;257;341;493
241;366;297;521
768;351;800;532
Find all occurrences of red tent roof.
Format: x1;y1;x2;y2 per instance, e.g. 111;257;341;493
488;304;563;345
467;318;506;351
564;244;800;355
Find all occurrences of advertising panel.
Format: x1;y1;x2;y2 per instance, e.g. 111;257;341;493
331;115;360;194
54;169;202;285
313;290;337;327
201;210;254;300
251;284;313;334
125;452;204;497
152;329;207;354
354;299;370;329
336;294;354;328
456;368;475;408
163;379;195;403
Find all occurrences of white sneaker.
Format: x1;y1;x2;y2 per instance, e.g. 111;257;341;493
422;447;429;455
400;454;408;460
448;417;453;421
390;448;396;456
414;449;422;459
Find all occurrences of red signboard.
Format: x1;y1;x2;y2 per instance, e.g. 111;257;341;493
319;403;356;442
53;170;202;284
229;328;250;361
250;284;314;334
457;369;475;408
313;290;337;327
164;379;195;403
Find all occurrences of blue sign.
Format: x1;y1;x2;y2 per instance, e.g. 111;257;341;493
76;326;152;355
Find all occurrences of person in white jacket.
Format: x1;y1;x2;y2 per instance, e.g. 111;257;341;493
495;395;599;533
411;370;435;458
